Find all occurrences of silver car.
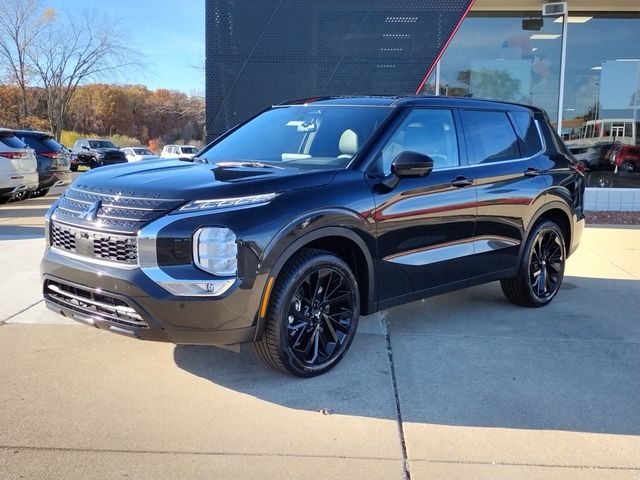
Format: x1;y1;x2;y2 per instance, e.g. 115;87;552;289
0;128;39;204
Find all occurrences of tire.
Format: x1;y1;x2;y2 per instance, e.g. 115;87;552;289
620;160;636;173
501;220;566;308
0;196;10;205
587;172;613;188
70;165;78;172
31;188;50;198
254;248;360;377
11;190;31;202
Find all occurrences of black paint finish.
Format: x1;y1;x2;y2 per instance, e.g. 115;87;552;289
41;96;585;345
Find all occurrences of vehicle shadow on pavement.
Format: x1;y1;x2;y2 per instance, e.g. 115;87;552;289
175;277;640;436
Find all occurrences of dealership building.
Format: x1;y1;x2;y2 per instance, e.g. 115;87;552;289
206;0;640;206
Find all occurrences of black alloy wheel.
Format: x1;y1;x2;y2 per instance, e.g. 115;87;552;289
528;228;564;301
501;220;566;307
255;248;360;377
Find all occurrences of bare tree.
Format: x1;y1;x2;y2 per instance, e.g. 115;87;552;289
0;0;53;122
28;12;137;139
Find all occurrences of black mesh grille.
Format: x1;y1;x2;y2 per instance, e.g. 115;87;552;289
44;279;148;328
51;221;137;266
205;0;473;140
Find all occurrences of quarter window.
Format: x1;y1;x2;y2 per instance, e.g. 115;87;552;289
460;110;520;164
380;109;459;174
511;111;543;156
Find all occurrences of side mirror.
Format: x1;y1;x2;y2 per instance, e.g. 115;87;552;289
391;151;434;178
81;145;89;150
380;151;434;190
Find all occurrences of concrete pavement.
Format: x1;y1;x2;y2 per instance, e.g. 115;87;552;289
0;194;639;479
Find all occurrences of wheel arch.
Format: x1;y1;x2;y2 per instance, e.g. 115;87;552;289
525;201;573;256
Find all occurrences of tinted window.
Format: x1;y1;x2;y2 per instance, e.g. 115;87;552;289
19;135;62;153
89;140;117;149
0;134;27;149
181;147;198;154
511;111;543;156
380;108;459;174
460;110;520;164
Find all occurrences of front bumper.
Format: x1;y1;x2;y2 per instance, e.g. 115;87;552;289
41;247;264;345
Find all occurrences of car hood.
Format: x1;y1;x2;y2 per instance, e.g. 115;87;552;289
70;159;337;200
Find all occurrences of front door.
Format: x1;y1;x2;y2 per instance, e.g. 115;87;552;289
369;108;477;308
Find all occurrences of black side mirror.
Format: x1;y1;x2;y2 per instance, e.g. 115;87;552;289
380;151;434;190
81;145;89;150
391;151;434;178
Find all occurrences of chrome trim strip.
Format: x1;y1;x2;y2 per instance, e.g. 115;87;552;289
62;195;163;211
47;284;143;319
384;236;520;266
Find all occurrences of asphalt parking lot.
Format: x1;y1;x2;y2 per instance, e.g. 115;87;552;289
0;191;639;479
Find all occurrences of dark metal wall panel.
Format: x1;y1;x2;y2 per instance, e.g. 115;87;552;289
205;0;473;139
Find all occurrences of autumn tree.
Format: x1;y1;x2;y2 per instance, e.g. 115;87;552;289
27;12;137;139
0;0;53;123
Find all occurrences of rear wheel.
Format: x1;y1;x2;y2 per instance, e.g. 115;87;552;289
31;188;50;198
12;190;31;202
254;248;360;377
620;160;636;173
501;220;566;307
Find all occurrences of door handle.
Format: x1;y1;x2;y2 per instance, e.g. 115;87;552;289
451;176;473;188
524;168;542;177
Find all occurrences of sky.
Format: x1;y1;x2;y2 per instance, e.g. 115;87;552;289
46;0;205;94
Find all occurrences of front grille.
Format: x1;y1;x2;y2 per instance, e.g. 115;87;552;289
53;186;184;234
51;221;138;265
44;279;148;328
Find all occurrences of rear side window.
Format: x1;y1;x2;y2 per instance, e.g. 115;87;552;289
19;136;62;153
0;134;27;149
460;110;520;165
511;111;543;156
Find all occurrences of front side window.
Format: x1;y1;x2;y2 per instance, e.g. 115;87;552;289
198;105;392;171
380;109;460;174
181;147;198;154
460;110;521;164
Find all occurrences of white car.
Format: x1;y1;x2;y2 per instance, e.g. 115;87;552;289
0;128;39;204
121;147;159;162
160;144;199;159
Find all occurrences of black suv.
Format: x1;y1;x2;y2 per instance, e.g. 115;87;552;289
15;130;72;198
72;139;127;168
41;96;584;377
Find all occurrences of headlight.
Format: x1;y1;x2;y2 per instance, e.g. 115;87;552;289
193;227;238;276
177;193;279;213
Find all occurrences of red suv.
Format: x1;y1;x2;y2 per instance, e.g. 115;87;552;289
609;144;640;173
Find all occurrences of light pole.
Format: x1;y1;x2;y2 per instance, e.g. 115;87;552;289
556;10;568;136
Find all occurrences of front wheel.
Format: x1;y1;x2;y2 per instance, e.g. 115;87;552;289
254;248;360;377
501;220;566;307
31;188;50;198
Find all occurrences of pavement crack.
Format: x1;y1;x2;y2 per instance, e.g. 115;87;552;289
1;299;43;324
383;314;412;480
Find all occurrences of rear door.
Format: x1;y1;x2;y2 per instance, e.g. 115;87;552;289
459;108;549;278
371;108;476;307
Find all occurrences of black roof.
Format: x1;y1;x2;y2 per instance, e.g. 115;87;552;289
13;129;55;138
277;95;545;113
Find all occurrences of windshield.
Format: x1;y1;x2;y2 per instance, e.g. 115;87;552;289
133;148;154;155
198;105;392;170
89;140;117;149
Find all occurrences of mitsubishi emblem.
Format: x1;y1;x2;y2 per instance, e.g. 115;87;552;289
79;200;101;221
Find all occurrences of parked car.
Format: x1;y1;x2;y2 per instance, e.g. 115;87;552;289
15;130;72;198
0;128;38;204
609;144;640;173
62;146;79;172
160;144;198;159
72;139;127;168
121;147;158;162
569;142;616;171
41;96;585;377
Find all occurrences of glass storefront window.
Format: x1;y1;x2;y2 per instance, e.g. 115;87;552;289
424;12;640;188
